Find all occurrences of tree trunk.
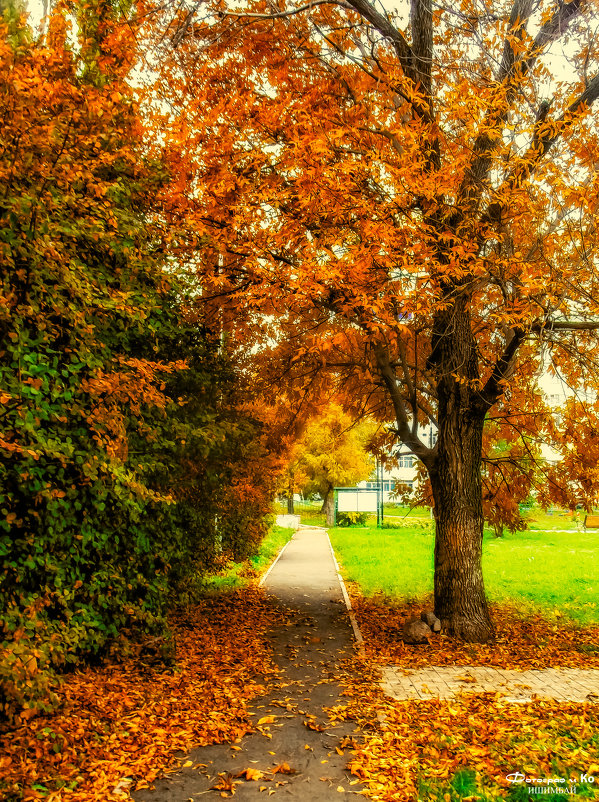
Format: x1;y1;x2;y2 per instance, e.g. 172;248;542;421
428;295;494;643
321;486;335;527
325;493;335;527
286;471;294;514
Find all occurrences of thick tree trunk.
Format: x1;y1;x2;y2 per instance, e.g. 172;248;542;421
430;414;493;642
428;296;494;643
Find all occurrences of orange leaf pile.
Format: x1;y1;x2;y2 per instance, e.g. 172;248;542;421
352;596;599;669
336;596;599;801
0;588;283;802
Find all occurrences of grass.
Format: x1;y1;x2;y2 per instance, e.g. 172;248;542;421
273;500;327;527
273;499;433;529
329;519;599;624
522;507;582;530
203;524;295;591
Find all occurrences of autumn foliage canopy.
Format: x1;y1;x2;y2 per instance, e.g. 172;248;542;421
142;0;599;640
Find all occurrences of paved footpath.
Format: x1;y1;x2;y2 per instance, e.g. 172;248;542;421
382;665;599;703
134;527;364;800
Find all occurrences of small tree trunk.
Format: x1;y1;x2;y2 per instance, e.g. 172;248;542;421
286;471;294;514
321;486;335;526
325;493;335;527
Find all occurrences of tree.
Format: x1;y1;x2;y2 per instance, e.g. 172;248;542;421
147;0;599;641
289;404;375;524
0;0;284;718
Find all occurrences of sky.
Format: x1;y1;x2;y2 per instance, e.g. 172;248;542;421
25;0;43;27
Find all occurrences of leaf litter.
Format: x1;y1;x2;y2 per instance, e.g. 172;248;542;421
0;588;285;801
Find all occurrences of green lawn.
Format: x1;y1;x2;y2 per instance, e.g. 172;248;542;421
204;525;295;591
273;500;434;528
273;500;327;526
329;523;599;624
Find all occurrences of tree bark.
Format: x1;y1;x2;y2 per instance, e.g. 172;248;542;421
325;493;335;527
429;413;493;642
286;471;294;514
427;293;494;643
321;486;335;526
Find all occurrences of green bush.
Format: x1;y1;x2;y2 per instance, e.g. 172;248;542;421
337;511;369;526
0;9;277;722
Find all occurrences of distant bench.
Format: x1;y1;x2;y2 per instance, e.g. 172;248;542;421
583;515;599;530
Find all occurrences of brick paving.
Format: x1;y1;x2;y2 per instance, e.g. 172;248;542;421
381;665;599;703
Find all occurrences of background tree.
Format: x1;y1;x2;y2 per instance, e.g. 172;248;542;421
145;0;599;641
289;404;375;524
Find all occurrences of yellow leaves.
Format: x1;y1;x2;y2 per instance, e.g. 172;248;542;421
271;762;297;775
304;718;325;731
257;714;276;725
211;773;237;796
236;767;263;780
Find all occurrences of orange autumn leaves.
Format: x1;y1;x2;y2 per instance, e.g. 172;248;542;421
0;589;284;801
352;596;599;670
340;597;599;801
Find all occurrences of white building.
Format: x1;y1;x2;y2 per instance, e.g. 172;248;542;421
356;368;593;500
357;424;437;500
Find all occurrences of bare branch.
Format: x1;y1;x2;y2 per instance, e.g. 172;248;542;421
533;318;599;331
374;343;434;467
222;0;345;20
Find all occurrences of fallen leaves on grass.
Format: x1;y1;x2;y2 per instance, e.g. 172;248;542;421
344;678;599;802
0;588;283;802
352;597;599;669
339;596;599;801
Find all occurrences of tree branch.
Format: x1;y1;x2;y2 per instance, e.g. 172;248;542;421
460;0;584;207
410;0;433;95
343;0;416;82
498;0;535;82
479;327;526;409
222;0;346;20
374;343;434;467
533;318;599;332
522;0;583;78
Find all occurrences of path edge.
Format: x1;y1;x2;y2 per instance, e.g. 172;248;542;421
258;535;293;587
326;532;366;657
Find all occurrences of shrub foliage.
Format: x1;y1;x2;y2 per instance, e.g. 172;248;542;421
0;3;277;721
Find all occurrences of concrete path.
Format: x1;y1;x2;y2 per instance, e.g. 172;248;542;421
134;527;363;800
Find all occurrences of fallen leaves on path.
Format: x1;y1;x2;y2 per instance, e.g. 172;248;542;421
0;588;283;802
